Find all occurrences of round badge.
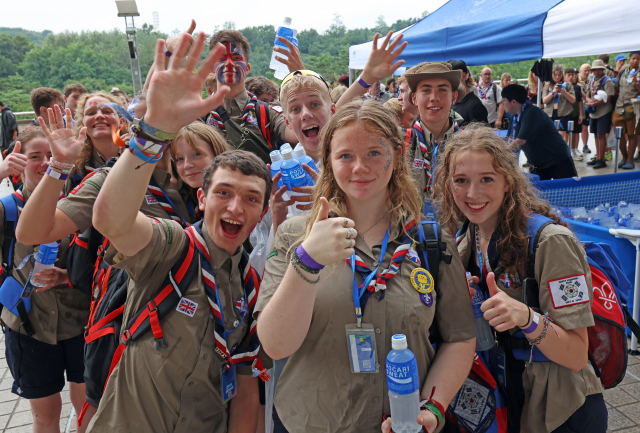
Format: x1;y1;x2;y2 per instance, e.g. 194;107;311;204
410;268;434;294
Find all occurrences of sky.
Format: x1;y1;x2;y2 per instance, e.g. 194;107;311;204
3;0;449;35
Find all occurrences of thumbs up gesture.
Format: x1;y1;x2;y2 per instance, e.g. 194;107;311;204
0;141;28;180
300;197;358;266
480;272;531;332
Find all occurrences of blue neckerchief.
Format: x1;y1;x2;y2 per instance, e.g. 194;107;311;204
509;101;530;143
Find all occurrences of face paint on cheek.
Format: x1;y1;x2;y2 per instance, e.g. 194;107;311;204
216;43;248;84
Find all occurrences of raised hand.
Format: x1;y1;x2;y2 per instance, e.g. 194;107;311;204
165;19;196;55
480;272;530;332
144;33;230;134
0;141;27;180
268;165;295;234
273;36;305;73
361;31;408;84
300;197;357;266
290;164;318;212
38;105;87;165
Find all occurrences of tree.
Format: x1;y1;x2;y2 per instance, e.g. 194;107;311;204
222;21;236;30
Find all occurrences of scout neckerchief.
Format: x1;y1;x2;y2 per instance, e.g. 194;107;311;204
509;101;530;143
477;82;492;100
186;195;203;222
186;221;261;367
346;219;417;324
413;118;460;191
12;187;25;212
208;91;259;133
590;75;608;98
148;178;188;228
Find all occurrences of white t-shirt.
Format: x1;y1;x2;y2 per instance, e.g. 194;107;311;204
475;83;503;123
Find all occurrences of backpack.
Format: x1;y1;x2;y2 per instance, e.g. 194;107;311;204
585;76;610;114
0;191;34;336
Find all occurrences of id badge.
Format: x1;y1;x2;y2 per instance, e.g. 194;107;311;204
490;347;507;388
345;324;379;373
220;364;237;403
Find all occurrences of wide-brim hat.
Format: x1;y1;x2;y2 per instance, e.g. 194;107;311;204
591;59;607;70
406;62;464;103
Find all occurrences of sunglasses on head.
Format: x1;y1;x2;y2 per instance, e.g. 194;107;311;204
280;69;331;101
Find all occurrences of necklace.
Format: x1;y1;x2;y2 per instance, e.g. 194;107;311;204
476;224;492;240
356;210;390;237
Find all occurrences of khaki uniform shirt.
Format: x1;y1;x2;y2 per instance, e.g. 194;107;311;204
87;220;255;433
207;89;288;146
586;76;615;119
542;82;576;117
63;147;111;196
0;188;90;344
614;67;640;114
255;216;477;433
457;223;603;433
58;166;194;232
408;117;459;196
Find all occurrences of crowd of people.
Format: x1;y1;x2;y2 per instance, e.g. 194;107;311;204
0;21;638;433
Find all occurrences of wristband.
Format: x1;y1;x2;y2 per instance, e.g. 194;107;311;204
295;244;324;270
132;117;176;143
357;76;372;89
45;166;69;181
129;136;165;157
165;50;172;57
522;311;540;334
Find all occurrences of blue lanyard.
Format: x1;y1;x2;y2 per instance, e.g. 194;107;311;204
351;225;390;327
509;101;530;143
553;82;566;106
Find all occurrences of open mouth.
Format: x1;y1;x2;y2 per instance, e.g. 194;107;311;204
220;218;243;236
302;125;320;138
93;123;109;128
427;107;443;112
467;202;488;212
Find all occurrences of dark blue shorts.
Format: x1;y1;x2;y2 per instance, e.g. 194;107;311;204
551;393;607;433
590;112;613;135
4;327;85;399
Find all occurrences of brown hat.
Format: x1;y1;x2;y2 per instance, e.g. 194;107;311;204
406;62;462;94
591;59;606;70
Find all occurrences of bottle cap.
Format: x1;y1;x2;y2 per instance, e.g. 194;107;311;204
280;143;292;152
293;144;306;158
270;150;282;162
283;17;292;25
36;241;59;266
391;334;407;350
281;148;293;160
465;271;473;285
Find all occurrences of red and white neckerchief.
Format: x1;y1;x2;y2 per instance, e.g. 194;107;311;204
208;91;259;133
477;83;492;100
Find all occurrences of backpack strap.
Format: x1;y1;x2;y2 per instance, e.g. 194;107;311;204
493;83;498;110
217;106;273;164
623;307;640;340
254;101;274;148
0;194;19;274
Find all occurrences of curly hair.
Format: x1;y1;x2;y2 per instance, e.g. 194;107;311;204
245;76;279;101
433;125;567;276
292;99;422;250
73;91;125;174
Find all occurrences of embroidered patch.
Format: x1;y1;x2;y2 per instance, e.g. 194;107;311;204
267;250;278;259
145;194;159;205
413;159;425;169
270;105;283;113
70;182;83;195
407;245;421;265
176;297;198;317
548;274;589;308
161;219;173;244
236;297;248;315
84;180;101;191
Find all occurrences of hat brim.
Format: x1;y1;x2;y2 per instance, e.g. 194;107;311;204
591;65;606;70
406;71;463;102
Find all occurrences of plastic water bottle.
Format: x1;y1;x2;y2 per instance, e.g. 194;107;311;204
269;150;284;190
293;144;318;185
280;148;310;216
30;242;58;287
559;207;572;218
628;219;640;230
270;17;299;80
386;335;421;433
570;207;588;220
467;272;495;352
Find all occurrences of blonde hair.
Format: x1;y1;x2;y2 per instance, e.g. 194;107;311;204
73;91;125;173
15;127;46;153
292;99;422;251
383;98;403;125
527;71;538;91
330;85;347;103
433;125;567;276
280;75;332;112
171;122;230;158
500;72;512;88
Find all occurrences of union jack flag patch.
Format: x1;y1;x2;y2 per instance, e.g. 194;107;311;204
176;297;198;317
236;297;248;315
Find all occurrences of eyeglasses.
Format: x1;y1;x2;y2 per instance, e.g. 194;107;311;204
280;69;331;101
481;73;493;76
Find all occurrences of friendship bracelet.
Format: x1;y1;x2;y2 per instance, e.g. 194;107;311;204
521;311;539;334
128;136;164;164
48;163;72;175
132;117;176;142
526;313;552;363
357;76;371;89
295;244;324;270
420;402;443;428
290;256;321;284
291;250;320;275
50;159;75;170
45;166;69;181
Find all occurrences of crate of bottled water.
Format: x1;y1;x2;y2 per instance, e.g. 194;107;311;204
551;201;640;230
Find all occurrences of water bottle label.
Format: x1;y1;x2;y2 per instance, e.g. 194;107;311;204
386;357;419;395
274;27;295;47
472;291;485;318
282;166;307;188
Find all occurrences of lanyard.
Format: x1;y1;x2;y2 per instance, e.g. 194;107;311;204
553;82;566;107
148;178;188;227
509;101;530;143
351;225;390;327
474;224;492;277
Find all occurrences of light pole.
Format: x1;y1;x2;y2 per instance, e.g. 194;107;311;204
115;1;143;95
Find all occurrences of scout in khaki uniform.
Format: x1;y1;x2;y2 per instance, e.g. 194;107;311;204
541;65;576;139
584;59;616;169
88;34;268;433
0;128;90;433
433;126;606;433
612;51;640;169
256;100;477;433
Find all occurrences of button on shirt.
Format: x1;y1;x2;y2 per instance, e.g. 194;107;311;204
0;188;90;344
457;223;603;433
255;216;476;433
87;220;255;433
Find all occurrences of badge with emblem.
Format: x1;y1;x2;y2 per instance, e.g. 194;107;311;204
420;292;433;307
410;268;434;294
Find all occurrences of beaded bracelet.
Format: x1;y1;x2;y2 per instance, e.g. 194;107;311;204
526;312;552;363
50;159;75;171
291;249;320;274
48;164;72;175
290;255;320;284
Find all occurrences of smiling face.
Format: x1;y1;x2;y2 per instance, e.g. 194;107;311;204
331;122;396;206
82;96;121;141
451;150;509;232
22;137;52;192
174;136;217;188
412;77;457;126
214;43;249;85
284;88;335;161
198;167;268;256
